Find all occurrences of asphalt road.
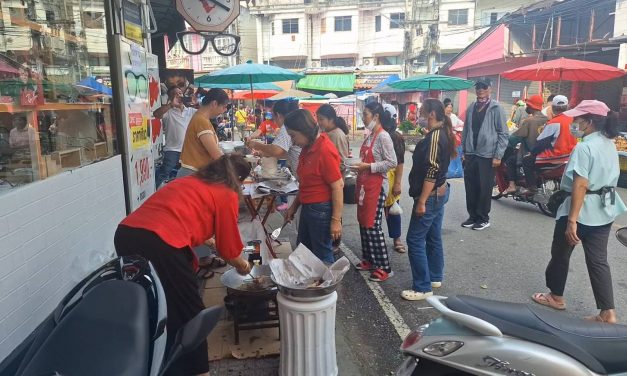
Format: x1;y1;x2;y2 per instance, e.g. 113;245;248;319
335;150;627;375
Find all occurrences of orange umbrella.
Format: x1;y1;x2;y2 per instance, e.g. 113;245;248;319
232;90;279;100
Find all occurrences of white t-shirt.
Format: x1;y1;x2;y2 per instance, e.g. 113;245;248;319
449;113;464;132
162;107;197;152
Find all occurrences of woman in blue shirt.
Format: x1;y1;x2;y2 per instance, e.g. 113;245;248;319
532;100;627;324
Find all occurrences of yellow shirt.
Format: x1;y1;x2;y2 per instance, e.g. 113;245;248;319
235;110;247;124
179;113;218;170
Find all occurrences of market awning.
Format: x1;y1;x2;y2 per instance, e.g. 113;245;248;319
297;74;355;92
445;24;506;73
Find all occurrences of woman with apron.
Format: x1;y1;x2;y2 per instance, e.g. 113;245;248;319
350;102;398;282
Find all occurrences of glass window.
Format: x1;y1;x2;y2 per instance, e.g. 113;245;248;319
375;15;381;32
270;59;306;69
592;5;614;40
490;13;498;25
376;56;402;65
282;18;299;34
321;58;355;67
334;16;352;32
321;17;326;34
0;0;117;194
448;9;468;26
390;13;405;29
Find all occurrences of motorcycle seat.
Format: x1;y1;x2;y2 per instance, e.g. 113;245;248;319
445;295;627;374
20;280;150;376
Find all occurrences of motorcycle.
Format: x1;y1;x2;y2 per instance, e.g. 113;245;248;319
0;256;222;376
492;158;567;217
395;228;627;376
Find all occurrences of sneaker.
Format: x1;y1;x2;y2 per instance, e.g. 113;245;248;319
369;269;394;282
401;290;433;301
431;281;442;288
472;222;491;231
276;203;289;211
461;218;475;228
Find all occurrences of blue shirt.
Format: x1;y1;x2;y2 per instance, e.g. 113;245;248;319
556;131;627;225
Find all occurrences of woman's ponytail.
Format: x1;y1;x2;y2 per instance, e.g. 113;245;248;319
334;117;349;135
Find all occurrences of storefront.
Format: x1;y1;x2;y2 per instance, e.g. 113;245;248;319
0;0;160;361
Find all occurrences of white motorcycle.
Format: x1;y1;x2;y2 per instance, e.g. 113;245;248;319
395;228;627;376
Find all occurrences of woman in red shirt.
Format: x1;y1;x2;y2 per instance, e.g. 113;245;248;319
114;154;251;376
285;109;344;263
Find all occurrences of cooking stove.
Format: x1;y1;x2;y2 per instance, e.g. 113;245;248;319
224;288;280;345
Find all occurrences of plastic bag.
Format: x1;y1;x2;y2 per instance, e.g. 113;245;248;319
389;201;403;215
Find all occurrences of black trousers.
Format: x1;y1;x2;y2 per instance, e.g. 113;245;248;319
505;154;519;183
546;217;614;310
463;155;495;223
522;154;538;188
114;225;209;376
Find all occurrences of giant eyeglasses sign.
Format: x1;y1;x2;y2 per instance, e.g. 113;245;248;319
176;32;240;56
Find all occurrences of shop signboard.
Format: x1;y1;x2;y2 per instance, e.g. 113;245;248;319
147;53;164;168
118;37;155;211
123;0;143;45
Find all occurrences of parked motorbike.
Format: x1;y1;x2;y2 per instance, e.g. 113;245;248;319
217;123;230;142
395;228;627;376
492;159;567;217
0;256;222;376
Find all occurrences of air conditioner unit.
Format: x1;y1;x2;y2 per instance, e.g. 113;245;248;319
311;61;319;67
362;58;371;66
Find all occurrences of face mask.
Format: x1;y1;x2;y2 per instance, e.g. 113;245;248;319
366;119;376;131
570;122;585;138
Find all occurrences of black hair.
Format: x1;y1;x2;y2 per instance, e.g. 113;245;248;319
13;114;27;122
201;88;229;106
443;98;453;107
316;104;349;135
196;154;250;194
421;99;458;159
364;102;392;128
547;94;556;102
284;109;319;144
578;111;619;139
272;99;299;117
167;86;180;97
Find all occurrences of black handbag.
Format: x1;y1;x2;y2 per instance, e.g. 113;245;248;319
547;190;570;214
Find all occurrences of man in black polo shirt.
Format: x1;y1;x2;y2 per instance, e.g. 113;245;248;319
460;78;509;230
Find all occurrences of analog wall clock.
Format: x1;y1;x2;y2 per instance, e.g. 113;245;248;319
175;0;240;33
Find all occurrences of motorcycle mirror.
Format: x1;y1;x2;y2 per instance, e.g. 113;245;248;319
158;306;224;376
616;227;627;247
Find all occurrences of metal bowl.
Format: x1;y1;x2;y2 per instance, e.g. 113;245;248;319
270;275;340;299
221;265;277;296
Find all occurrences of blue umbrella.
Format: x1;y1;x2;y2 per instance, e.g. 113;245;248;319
195;81;283;90
75;76;112;95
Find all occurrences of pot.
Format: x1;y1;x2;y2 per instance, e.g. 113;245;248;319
220;265;276;296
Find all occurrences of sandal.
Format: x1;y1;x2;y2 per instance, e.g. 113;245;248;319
196;267;215;280
369;269;394;282
394;244;406;253
401;290;433;301
199;256;227;269
585;315;607;323
531;292;566;310
355;260;375;271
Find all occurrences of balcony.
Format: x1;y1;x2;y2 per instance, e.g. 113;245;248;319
201;55;229;71
250;0;404;13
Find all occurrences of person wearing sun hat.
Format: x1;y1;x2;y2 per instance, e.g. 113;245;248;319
532;99;627;324
503;94;547;195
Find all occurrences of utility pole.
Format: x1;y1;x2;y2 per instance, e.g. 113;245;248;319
426;0;439;74
402;0;414;78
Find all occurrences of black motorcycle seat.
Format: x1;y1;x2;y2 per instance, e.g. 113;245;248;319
445;295;627;374
20;280;150;376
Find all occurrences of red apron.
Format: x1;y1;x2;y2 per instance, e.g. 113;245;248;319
356;129;384;228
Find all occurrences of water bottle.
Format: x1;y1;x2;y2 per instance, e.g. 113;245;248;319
358;185;365;206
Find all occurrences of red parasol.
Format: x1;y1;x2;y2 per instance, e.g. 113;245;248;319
502;58;625;82
232;90;279;100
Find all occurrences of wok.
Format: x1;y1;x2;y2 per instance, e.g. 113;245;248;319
220;264;276;296
616;227;627;247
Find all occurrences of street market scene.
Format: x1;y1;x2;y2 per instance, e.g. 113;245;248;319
2;0;627;375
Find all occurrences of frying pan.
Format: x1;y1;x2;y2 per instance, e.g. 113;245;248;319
220;264;276;296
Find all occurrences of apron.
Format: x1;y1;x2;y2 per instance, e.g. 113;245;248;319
356;129;384;228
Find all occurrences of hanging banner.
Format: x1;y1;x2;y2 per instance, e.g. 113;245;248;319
118;37;155;210
147;53;163;165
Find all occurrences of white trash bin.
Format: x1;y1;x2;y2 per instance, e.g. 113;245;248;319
277;291;338;376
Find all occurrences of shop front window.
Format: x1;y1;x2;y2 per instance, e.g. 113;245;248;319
0;0;117;194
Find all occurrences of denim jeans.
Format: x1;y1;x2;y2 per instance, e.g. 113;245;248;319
406;185;450;292
176;166;196;178
156;151;180;189
298;202;334;264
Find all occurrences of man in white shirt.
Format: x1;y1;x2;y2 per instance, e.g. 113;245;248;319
153;86;197;188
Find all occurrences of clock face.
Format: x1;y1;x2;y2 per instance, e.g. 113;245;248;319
176;0;240;32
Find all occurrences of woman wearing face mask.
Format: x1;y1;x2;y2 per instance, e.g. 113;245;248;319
532;100;627;323
284;109;344;263
351;102;398;282
402;99;456;301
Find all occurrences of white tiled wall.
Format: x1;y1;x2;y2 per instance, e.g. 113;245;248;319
0;156;126;360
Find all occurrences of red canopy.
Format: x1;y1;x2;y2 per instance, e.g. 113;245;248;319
232;90;279;100
501;58;625;82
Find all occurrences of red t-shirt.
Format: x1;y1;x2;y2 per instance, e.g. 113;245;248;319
297;133;342;204
259;120;278;135
120;177;243;270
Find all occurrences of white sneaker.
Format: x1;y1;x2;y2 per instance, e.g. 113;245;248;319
431;282;442;288
401;290;433;301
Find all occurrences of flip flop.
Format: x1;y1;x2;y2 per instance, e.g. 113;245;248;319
196;267;215;280
394;244;406;253
531;292;566;310
355;260;375;271
199;256;227;269
585;315;607;323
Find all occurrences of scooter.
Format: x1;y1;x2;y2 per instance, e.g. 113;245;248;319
492;158;567;217
395;228;627;376
0;256;222;376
